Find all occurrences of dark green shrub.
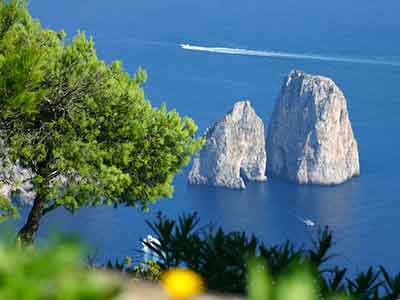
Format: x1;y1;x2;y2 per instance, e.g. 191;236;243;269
138;212;400;299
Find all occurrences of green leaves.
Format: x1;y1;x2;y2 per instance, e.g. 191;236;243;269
275;270;317;300
248;258;317;300
0;194;18;222
0;239;122;300
139;214;400;300
0;0;203;226
0;2;57;119
247;258;271;300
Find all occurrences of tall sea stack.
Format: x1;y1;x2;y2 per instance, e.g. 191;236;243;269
188;101;267;189
267;70;360;185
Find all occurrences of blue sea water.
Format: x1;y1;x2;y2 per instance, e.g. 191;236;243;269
7;0;400;271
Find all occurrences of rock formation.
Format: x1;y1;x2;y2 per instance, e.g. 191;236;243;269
0;160;35;203
267;70;360;185
188;101;267;189
0;138;35;202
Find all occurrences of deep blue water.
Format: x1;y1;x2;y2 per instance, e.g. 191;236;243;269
6;0;400;271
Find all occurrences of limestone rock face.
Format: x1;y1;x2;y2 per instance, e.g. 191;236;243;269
267;70;360;185
188;101;267;189
0;159;35;203
0;138;35;203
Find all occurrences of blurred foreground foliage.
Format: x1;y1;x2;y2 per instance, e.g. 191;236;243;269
0;217;399;300
0;239;121;300
106;258;162;282
118;212;400;300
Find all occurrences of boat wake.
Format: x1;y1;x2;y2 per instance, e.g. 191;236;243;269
180;43;400;67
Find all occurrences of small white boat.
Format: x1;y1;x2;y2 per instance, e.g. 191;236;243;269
296;216;316;227
142;235;162;263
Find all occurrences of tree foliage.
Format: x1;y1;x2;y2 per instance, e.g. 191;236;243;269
0;0;203;243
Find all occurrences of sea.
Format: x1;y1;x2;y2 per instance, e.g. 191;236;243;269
6;0;400;272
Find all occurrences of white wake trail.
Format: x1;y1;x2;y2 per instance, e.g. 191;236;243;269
180;43;400;67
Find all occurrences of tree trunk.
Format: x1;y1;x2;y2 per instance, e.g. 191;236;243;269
17;195;44;246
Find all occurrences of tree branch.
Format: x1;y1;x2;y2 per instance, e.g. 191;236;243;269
43;202;60;215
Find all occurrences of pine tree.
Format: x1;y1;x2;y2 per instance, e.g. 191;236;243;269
0;0;203;244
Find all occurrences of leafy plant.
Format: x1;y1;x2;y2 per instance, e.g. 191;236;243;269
0;0;203;244
346;267;382;300
131;213;400;299
130;260;163;281
0;193;18;221
105;258;162;282
248;258;318;300
0;239;122;300
379;266;400;300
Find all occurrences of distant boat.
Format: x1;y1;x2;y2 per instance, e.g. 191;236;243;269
296;216;316;227
142;235;162;263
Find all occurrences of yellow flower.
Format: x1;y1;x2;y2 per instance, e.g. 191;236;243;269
161;268;204;299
